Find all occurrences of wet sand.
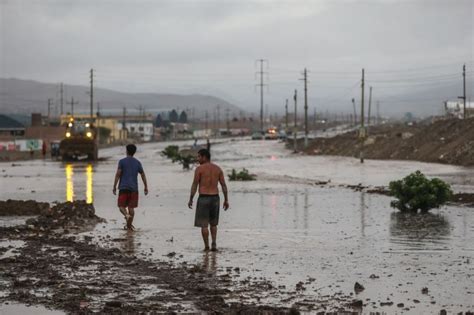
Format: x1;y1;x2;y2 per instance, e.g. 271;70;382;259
1;139;473;314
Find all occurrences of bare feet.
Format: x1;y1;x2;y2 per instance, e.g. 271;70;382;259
211;242;217;252
204;246;210;252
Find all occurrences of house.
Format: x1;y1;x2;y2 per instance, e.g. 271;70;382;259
117;121;154;142
444;101;474;118
0;115;25;140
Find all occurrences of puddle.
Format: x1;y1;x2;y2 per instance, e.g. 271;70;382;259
0;302;65;315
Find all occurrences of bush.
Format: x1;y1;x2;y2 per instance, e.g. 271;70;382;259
162;145;196;170
162;145;180;161
228;168;256;181
389;171;453;213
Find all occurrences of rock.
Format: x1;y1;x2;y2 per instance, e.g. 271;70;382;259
369;274;379;279
351;300;363;308
354;282;365;293
105;300;122;308
440;310;447;315
422;287;429;294
397;303;404;308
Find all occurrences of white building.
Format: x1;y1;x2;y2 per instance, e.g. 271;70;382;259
444;101;474;118
117;121;154;142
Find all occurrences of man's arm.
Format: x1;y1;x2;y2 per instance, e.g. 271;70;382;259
219;169;229;210
140;172;149;195
188;168;200;209
113;168;122;195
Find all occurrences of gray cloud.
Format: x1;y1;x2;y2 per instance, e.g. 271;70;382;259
1;0;472;115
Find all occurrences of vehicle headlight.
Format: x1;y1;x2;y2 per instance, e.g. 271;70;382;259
68;123;73;127
65;132;71;138
86;132;92;138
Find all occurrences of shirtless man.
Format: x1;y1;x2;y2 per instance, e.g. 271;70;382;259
188;148;229;251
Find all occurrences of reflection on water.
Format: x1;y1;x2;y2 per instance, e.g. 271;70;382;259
121;230;136;254
390;212;451;249
201;251;217;273
86;164;93;204
64;163;94;204
65;164;74;202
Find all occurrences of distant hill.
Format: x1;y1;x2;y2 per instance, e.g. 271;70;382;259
0;78;243;118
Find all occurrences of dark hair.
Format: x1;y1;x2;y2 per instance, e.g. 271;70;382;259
198;148;210;160
126;144;137;156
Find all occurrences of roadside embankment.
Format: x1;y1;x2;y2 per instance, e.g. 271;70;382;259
293;118;474;166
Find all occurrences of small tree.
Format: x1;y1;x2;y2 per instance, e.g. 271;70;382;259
162;145;180;160
389;171;453;213
228;168;256;181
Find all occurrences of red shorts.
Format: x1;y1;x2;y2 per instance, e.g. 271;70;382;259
118;190;139;208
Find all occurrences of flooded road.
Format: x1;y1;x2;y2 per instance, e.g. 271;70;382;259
1;139;473;313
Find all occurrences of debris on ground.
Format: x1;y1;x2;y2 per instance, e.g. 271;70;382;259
0;199;49;216
297;118;474;166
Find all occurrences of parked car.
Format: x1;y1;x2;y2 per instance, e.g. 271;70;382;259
251;131;264;140
278;130;287;140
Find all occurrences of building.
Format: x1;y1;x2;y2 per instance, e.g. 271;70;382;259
117;121;154;142
444;101;474;118
0;115;25;140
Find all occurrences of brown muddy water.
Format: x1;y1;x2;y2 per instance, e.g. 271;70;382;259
1;139;473;314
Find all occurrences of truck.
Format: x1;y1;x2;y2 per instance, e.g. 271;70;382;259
59;118;98;161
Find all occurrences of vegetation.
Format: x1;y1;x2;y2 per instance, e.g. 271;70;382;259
389;170;453;213
162;145;180;161
161;145;196;170
228;168;256;181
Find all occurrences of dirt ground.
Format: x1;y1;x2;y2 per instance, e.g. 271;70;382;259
0;200;363;314
298;117;474;166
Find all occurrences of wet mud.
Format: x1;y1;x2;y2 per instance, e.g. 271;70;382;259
0;200;363;314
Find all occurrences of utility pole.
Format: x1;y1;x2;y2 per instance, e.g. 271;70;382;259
300;68;309;148
216;104;221;131
293;89;298;153
285;99;289;130
256;59;268;132
60;83;64;116
352;98;357;126
313;108;317;127
461;64;466;118
367;86;372;134
205;110;209;135
360;68;365;163
121;107;127;140
66;97;78;116
47;98;52;124
226;108;230;134
90;68;94;120
376;101;380;125
97;102;101;144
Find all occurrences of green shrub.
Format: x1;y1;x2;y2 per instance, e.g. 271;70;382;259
162;145;180;161
162;145;196;169
175;154;197;170
228;168;256;181
389;171;453;213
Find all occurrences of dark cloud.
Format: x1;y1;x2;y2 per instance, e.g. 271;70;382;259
1;0;472;114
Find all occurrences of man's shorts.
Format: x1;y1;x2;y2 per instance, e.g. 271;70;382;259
118;189;139;208
195;194;220;227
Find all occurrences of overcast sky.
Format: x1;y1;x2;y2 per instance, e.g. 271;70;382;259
1;0;473;114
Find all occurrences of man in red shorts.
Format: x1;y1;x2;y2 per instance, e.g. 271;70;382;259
113;144;148;230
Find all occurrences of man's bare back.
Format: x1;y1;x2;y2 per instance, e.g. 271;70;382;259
195;163;224;195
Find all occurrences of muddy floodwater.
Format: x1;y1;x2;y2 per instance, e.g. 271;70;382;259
1;139;473;314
